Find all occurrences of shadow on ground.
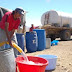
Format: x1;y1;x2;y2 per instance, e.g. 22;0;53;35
45;69;55;72
57;39;72;41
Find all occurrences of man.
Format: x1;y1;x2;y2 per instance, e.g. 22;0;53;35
0;7;24;57
29;24;35;32
17;13;26;33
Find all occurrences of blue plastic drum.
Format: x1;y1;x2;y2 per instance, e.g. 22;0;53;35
16;33;24;54
25;32;37;52
33;29;46;51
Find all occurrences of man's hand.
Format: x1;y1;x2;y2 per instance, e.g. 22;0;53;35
8;40;15;48
8;39;12;47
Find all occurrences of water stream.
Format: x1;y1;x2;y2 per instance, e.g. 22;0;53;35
21;51;29;62
21;51;43;65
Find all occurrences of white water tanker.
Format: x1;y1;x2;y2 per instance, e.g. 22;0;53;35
41;10;72;41
41;10;72;27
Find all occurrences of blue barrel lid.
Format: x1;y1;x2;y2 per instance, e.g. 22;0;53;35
33;29;45;31
16;33;24;35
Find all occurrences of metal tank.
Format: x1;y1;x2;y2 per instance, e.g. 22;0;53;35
0;7;12;21
41;10;72;27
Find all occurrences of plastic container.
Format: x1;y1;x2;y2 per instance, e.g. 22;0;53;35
16;33;24;54
51;40;59;46
0;48;16;72
16;55;48;72
25;32;37;52
46;38;51;49
36;55;57;70
33;29;46;51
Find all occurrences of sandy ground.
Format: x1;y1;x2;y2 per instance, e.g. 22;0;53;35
25;38;72;72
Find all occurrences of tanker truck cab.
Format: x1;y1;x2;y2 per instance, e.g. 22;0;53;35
0;7;9;21
41;10;72;41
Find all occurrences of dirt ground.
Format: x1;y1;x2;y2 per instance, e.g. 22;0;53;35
25;38;72;72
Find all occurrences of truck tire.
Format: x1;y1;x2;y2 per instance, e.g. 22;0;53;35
50;35;56;41
60;30;71;40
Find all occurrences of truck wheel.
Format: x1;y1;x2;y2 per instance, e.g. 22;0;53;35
60;30;71;40
51;37;56;41
46;35;56;41
50;35;56;41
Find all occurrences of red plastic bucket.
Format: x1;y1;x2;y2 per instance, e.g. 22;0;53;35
16;55;48;72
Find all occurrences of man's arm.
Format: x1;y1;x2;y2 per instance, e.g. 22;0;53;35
10;29;15;39
5;22;12;46
22;25;25;33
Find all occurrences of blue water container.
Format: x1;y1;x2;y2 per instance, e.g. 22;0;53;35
33;29;46;51
51;40;59;46
16;33;24;54
36;55;57;70
25;32;37;52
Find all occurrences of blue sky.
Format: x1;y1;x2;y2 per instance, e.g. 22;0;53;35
0;0;72;27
